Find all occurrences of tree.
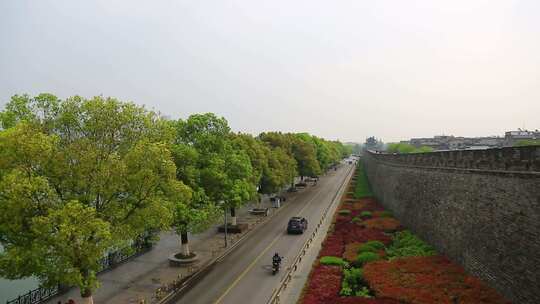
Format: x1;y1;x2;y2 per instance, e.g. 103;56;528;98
0;95;185;303
291;134;321;180
176;114;256;228
386;143;434;153
260;147;296;195
514;139;540;147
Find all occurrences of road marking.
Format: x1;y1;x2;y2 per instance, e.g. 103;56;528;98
213;183;328;304
213;233;282;304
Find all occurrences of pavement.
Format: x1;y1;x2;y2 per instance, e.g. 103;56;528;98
173;162;354;304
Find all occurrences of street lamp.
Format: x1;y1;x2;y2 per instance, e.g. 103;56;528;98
218;200;228;247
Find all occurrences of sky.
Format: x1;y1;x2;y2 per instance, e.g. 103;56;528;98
1;0;539;143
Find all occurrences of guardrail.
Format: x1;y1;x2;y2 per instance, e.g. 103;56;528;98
6;235;154;304
266;164;355;304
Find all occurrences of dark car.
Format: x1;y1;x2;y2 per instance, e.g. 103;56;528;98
287;216;308;234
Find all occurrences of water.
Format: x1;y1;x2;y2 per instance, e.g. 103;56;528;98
0;245;39;303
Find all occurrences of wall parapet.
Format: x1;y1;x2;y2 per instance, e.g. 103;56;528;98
368;145;540;172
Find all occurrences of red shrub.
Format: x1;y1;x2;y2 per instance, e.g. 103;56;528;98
334;223;392;245
302;265;342;304
337;298;401;304
319;234;344;257
363;256;511;304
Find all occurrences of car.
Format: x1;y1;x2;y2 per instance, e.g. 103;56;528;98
287;216;308;234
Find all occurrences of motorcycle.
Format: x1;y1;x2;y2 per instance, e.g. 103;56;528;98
272;260;280;275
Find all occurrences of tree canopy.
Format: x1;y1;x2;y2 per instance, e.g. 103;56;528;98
0;94;351;299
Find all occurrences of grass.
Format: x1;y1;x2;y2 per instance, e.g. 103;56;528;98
353;163;374;199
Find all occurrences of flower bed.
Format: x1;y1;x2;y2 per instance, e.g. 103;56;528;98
363;256;511;304
300;164;510;304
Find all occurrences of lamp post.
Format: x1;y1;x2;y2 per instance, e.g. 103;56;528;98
219;200;228;248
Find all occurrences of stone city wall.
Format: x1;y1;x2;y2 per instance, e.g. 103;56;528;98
363;146;540;303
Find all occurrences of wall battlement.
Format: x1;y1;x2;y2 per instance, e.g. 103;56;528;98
363;148;540;304
369;145;540;173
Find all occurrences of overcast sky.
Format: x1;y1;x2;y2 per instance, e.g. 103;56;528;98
1;1;539;143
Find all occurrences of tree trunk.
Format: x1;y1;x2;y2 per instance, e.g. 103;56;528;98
301;175;304;181
81;287;94;304
181;231;190;256
230;207;237;226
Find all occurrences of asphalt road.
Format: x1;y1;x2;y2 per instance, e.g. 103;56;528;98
175;162;354;304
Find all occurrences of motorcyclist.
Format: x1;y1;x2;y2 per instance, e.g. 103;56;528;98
272;252;282;266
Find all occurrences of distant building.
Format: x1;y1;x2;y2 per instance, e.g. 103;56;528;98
406;135;504;151
503;129;540;146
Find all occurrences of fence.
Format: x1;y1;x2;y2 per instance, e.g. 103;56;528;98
6;234;154;304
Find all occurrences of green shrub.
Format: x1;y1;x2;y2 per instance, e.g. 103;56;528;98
320;256;348;267
351;216;361;223
353;163;373;199
357;240;385;254
338;209;351;215
360;211;372;218
386;230;436;259
378;211;393;218
356;252;380;264
340;268;371;297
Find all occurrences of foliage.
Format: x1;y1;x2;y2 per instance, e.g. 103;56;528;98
351;216;361;223
363;256;511;304
353;164;374;199
260;146;296;194
301;265;342;304
0;96;183;297
376;211;393;218
362;218;401;232
514;139;540;147
386;143;434;154
320;256;348;267
338;209;352;215
340;267;371;297
175;113;257;211
386;230;436;259
356;252;381;265
360;211;372;218
358;241;385;254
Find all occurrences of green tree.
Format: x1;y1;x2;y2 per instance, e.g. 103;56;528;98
176;114;256;228
0;95;185;303
514;139;540;147
291;134;321;180
260;147;296;195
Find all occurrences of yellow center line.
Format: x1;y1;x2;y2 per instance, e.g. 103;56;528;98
213;184;328;304
213;233;282;304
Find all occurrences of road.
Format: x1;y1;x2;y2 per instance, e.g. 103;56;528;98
175;162;354;304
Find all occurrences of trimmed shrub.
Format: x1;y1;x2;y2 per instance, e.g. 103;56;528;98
377;210;393;218
340;267;371;297
357;252;381;265
358;240;385;254
320;256;348;267
338;209;352;215
363;256;511;304
386;230;436;259
351;216;361;223
362;217;402;232
360;211;372;218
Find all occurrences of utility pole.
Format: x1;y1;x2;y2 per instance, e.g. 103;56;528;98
224;207;228;247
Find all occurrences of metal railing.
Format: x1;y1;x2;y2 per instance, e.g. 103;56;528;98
6;234;154;304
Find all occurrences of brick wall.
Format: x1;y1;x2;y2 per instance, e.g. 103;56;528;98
363;146;540;304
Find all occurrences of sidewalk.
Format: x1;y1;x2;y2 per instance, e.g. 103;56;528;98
46;191;301;304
